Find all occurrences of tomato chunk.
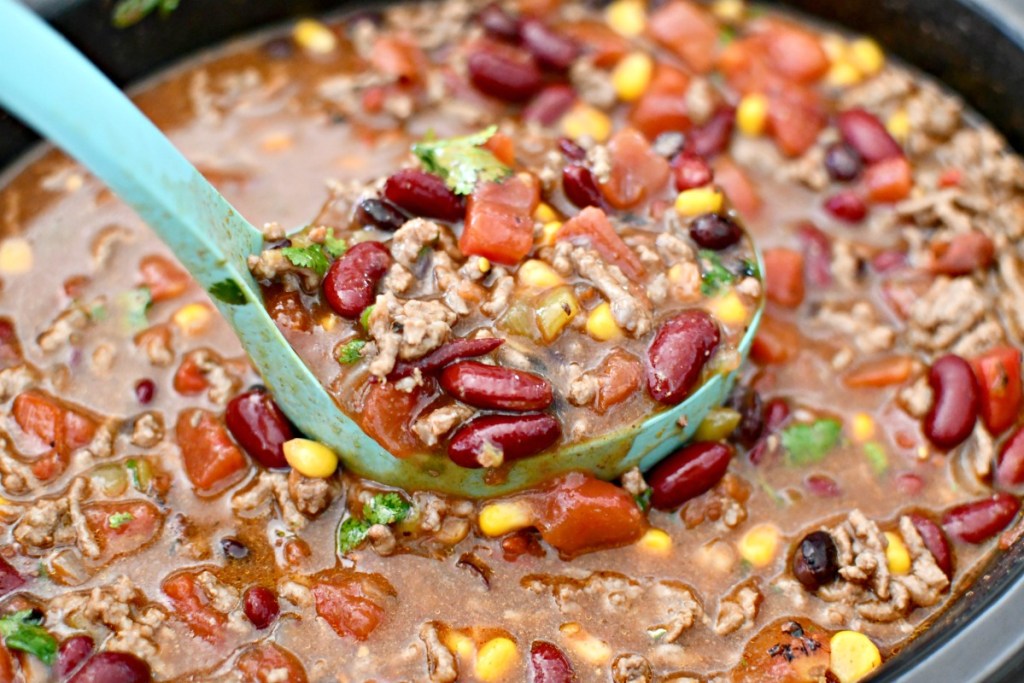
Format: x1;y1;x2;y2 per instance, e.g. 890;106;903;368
593;350;643;414
173;352;208;395
84;500;162;561
138;254;189;302
971;346;1022;435
751;314;800;365
360;382;428;457
555;207;645;280
557;20;630;68
713;158;761;218
162;572;227;642
370;35;425;85
628;63;691;140
760;21;830;83
312;570;396;640
843;355;916;388
767;84;826;157
763;248;805;308
864;157;913;203
461;175;539;265
733;618;831;683
598;128;670;210
237;643;309;683
647;0;719;73
175;409;248;493
13;391;97;480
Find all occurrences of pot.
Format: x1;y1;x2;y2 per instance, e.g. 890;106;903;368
1;0;1023;679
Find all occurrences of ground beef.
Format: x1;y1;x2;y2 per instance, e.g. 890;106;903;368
366;292;457;377
570;58;616;111
413;403;475;447
382;262;415;295
813;301;895;354
420;621;458;683
367;523;398;556
287;469;341;517
247;248;322;292
898;376;932;419
130;412;165;448
183;349;244;406
907;276;985;354
390;218;455;269
135;324;175;367
570;247;653;336
412;492;473;545
480;269;514;318
231;471;308;531
90;225;134;267
647;581;702;643
0;434;35;495
714;583;761;636
612;654;653;683
0;363;39;402
37;304;89;353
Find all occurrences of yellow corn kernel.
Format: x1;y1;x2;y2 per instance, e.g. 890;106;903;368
0;237;33;275
848;37;885;77
475;637;518;682
539;221;563;247
738;523;780;568
884;531;912;575
637;528;672;555
0;495;9;505
172;303;213;336
711;0;745;23
736;93;769;137
675;187;723;217
827;60;863;88
283;438;339;478
585;302;622;341
444;631;476;660
712;290;748;326
534;202;558;223
293;19;337;54
478;500;534;537
821;33;849;63
886;109;910;142
830;631;882;683
605;0;646;37
695;407;742;442
560;623;612;665
478;257;491;274
851;412;876;443
518;259;564;289
561;103;612;143
611;52;654;103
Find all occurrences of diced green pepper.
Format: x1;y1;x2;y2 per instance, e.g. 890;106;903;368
534;286;580;343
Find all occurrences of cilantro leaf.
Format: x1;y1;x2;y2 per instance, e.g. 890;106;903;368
281;245;331;277
412;125;512;195
781;418;843;466
364;493;411;526
740;257;761;279
360;305;375;331
337;517;371;555
336;339;366;365
209;279;247;305
699;250;735;296
0;611;57;665
112;0;178;28
324;231;348;258
864;442;889;475
107;512;134;529
633;488;652;512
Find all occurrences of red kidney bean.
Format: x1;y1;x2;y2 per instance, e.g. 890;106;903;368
523;85;577;127
478;2;521;41
728;388;764;447
383;169;465;222
647;441;733;510
562;164;604;209
871;249;907;273
134;379;155;404
672;152;714;191
929;232;995;276
792;530;840;590
805;474;841;498
448;414;561;468
225;387;295;469
797;222;832;287
68;652;151;683
685;106;736;159
558;137;587;161
689;213;742;250
0;556;24;597
441;361;553;411
243;586;280;629
356;197;407;232
389;337;504;380
646;310;721;405
923;354;979;450
521;19;579;71
763;398;791;432
58;635;95;679
837;109;903;164
824;191;867;223
529;640;576;683
322;241;392;319
943;493;1020;544
824;141;863;181
220;536;250;559
467;40;543;102
996;426;1024;488
910;514;954;578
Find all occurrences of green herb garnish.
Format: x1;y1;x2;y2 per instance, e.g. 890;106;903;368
112;0;179;28
699;250;735;296
0;611;57;665
115;287;152;334
781;418;843;466
360;305;376;331
412;125;511;195
336;339;366;365
336;517;372;555
324;231;348;259
740;257;761;279
364;492;412;526
864;441;889;475
107;512;135;529
634;489;652;512
209;279;247;306
281;244;331;277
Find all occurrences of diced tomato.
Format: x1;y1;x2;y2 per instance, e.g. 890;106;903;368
843;355;916;388
460;175;539;265
163;572;227;642
173;352;208;395
555;207;645;280
733;618;831;683
84;500;162;561
311;570;396;640
593;350;643;414
713;158;761;218
530;472;645;557
928;232;995;276
138;254;189;302
647;0;719;73
370;35;426;85
556;20;630;68
718;36;773;94
760;21;830;83
767;83;826;157
360;382;427;457
483;132;516;166
265;289;314;332
971;346;1022;435
598;129;670;210
938;168;963;188
751;314;800;365
0;318;22;369
237;643;309;683
763;247;805;308
175;409;248;493
628;63;692;140
0;646;15;683
864;157;913;203
13;391;97;480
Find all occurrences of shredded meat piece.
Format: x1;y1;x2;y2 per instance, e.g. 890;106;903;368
685;77;715;125
13;495;74;551
195;570;249;634
0;363;39;402
420;622;458;683
898;376;932;419
813;301;895;354
390;218;454;269
647;581;701;643
434;252;474;316
135;324;175;367
413;403;475;447
130;412;164;448
0;434;35;495
654;232;695;266
907;277;985;354
277;579;313;608
781;142;830;190
38;304;89;352
382;262;415;295
714;583;761;636
367;524;398;556
620;468;648;498
566;363;599;407
570;248;652;336
90;225;134;267
287;469;340;517
231;471;308;531
612;654;653;683
68;477;100;560
587;144;612;184
896;516;950;607
570;58;616;111
247;248;321;291
480;269;514;317
997;251;1024;337
366;292;457;378
523;571;644;613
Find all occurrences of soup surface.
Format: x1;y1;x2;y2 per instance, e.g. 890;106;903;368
0;0;1023;681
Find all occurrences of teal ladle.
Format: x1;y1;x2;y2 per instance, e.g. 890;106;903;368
0;0;762;496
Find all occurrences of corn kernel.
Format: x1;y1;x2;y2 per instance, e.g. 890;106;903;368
821;33;849;63
830;631;882;683
561;103;612;143
851;412;876;443
612;52;654;103
585;302;622;341
736;93;769;137
738;523;780;568
605;0;646;37
0;237;33;275
283;438;339;478
539;221;563;247
478;500;534;537
711;290;748;326
884;531;911;575
534;202;558;223
711;0;745;23
560;623;612;665
637;528;672;555
848;37;885;77
475;637;518;682
827;60;863;87
444;631;476;660
293;19;337;54
675;187;723;217
172;303;213;336
478;257;491;274
518;259;564;289
695;407;742;442
886;109;910;142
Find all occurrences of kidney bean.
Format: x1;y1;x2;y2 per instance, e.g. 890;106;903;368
646;310;721;405
58;635;94;679
763;398;791;433
672;152;714;191
689;213;742;250
523;85;577;127
530;640;576;683
728;388;764;447
804;474;841;498
441;361;553;411
388;337;504;380
562;164;604;209
647;441;733;510
478;2;521;41
871;249;907;273
923;354;979;450
837;109;903;164
134;379;155;404
943;493;1021;544
685;106;736;159
0;556;24;598
996;426;1024;488
521;19;579;71
796;222;832;287
383;169;465;222
467;40;543;102
225;387;295;469
243;586;280;629
68;652;151;683
928;232;995;276
792;530;840;590
910;514;954;578
356;197;407;232
824;141;863;181
448;414;561;468
824;191;867;223
322;241;392;319
219;536;250;559
558;137;587;161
